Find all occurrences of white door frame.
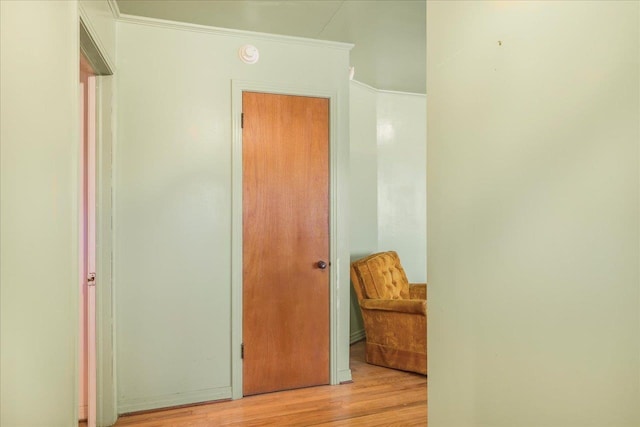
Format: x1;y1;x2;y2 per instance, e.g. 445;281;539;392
79;11;117;426
230;80;340;399
79;58;98;426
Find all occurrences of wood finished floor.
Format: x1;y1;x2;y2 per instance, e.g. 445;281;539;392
112;341;427;426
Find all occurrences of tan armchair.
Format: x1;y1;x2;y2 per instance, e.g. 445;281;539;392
350;251;426;375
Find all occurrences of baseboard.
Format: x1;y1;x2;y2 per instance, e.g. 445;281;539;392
338;368;352;384
350;328;366;344
79;404;87;421
118;386;231;415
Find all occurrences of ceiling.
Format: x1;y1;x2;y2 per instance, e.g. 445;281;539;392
116;0;426;94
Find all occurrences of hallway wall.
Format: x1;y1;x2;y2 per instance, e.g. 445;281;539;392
1;2;80;425
427;1;640;425
376;90;427;283
115;17;352;412
349;81;427;340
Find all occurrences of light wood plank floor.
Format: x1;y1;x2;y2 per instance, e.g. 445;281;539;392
109;341;426;426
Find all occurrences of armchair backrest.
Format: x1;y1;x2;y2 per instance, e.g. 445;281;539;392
350;251;410;301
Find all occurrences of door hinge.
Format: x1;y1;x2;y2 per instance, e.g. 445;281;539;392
241;343;244;359
87;272;96;287
241;113;244;129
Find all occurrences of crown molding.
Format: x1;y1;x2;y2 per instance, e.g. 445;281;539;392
349;79;378;94
116;14;354;51
106;0;120;19
377;87;426;97
79;2;116;73
350;79;426;97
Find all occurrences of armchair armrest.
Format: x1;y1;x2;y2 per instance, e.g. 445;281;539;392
409;283;426;300
360;298;426;316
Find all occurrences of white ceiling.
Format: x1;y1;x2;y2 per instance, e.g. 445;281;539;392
116;0;426;94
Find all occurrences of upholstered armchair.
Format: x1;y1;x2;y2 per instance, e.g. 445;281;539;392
350;251;426;375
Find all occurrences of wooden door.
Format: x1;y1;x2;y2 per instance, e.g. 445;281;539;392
242;92;330;396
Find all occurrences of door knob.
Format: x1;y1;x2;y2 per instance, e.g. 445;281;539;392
317;260;328;269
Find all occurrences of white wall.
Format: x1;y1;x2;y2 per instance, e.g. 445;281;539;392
377;91;427;283
349;81;378;341
350;83;379;259
0;1;80;425
427;1;640;426
348;81;427;279
115;18;351;413
348;81;427;339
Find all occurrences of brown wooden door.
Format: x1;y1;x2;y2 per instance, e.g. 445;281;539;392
242;92;330;396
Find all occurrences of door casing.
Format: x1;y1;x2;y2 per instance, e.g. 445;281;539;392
231;81;341;399
79;53;97;426
79;12;117;426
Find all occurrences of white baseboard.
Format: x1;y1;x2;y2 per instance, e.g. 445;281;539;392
350;329;366;344
338;368;353;384
118;386;231;415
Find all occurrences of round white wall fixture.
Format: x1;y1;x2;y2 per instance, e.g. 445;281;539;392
239;45;259;64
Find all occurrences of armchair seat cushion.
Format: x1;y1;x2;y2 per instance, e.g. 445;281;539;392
360;298;426;315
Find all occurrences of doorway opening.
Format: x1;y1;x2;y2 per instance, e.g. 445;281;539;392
78;15;116;426
79;53;97;427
